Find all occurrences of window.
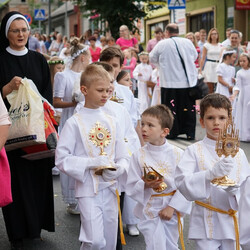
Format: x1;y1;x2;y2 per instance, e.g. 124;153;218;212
189;11;214;33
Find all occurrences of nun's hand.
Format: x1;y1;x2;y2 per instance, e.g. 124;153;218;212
8;76;22;91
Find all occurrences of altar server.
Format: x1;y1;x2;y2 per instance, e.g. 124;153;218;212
100;46;138;127
56;64;130;250
175;93;250;250
126;104;191;250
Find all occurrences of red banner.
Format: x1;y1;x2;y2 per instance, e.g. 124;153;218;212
235;0;250;10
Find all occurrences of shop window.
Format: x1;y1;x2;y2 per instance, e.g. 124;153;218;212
189;11;214;33
149;20;168;39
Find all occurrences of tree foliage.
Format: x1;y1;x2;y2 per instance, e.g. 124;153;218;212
74;0;166;39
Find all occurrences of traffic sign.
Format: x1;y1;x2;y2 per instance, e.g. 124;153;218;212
34;9;46;21
24;13;32;25
168;0;186;9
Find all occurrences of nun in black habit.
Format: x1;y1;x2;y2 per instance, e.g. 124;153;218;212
0;11;55;249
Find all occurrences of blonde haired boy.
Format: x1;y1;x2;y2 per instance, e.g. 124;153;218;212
56;64;130;250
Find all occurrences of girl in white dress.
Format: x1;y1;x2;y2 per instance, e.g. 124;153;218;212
199;28;222;93
151;67;161;106
215;50;236;98
53;37;90;214
133;52;153;114
230;53;250;141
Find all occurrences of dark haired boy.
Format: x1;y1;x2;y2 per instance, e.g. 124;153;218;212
127;104;191;250
175;93;250;250
100;47;138;128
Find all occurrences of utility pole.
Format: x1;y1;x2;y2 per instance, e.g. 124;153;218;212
48;0;51;34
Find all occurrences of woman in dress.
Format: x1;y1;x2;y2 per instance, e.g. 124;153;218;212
116;25;139;53
0;11;54;249
199;28;222;93
89;36;101;62
185;32;200;70
53;37;90;214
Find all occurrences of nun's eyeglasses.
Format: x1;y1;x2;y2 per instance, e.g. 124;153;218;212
8;28;30;34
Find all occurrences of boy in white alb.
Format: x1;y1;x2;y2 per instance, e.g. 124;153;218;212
100;47;138;128
55;64;130;250
239;176;250;249
175;93;250;250
126;105;192;250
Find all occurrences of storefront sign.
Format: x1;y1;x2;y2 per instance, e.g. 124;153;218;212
235;0;250;10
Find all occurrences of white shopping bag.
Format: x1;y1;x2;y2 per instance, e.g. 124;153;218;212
5;78;46;151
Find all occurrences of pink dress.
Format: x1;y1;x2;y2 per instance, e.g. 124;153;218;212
89;47;101;62
116;37;138;51
123;57;137;78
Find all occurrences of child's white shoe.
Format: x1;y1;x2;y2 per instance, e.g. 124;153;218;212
127;224;139;236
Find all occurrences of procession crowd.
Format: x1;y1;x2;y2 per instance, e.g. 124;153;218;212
0;10;250;250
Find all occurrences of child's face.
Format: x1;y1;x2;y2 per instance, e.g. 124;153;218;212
200;107;228;140
118;73;132;90
108;71;115;98
239;56;249;69
229;53;237;64
82;51;91;66
123;50;131;59
106;57;121;79
141;115;169;146
140;55;149;64
81;78;110;109
54;64;64;74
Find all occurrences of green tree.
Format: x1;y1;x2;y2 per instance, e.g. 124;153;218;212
74;0;166;39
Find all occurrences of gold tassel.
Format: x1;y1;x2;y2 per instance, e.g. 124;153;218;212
116;189;126;245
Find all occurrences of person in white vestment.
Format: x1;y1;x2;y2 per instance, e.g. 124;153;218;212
239;176;250;249
175;93;250;250
55;64;130;250
127;105;192;250
215;50;236;98
53;37;90;214
133;52;153;114
149;23;198;140
151;67;161;106
230;53;250;142
100;46;138;128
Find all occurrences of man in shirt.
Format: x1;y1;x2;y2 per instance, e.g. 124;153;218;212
198;29;207;57
146;27;163;52
149;23;198;140
28;33;40;52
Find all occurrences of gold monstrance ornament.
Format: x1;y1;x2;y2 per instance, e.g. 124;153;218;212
89;122;116;175
143;164;167;193
211;109;240;186
110;92;124;103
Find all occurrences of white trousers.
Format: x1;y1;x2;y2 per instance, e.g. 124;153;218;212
60;172;77;204
195;239;236;250
78;189;118;250
122;194;139;225
138;214;179;250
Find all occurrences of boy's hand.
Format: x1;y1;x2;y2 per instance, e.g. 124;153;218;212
142;176;163;189
159;206;175;220
102;165;125;181
88;155;111;170
228;86;233;94
206;157;234;180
